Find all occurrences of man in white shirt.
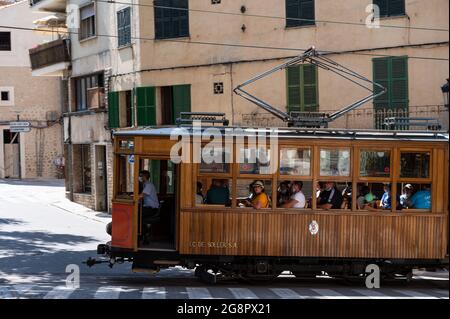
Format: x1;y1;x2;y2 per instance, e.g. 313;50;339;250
139;170;159;210
280;181;306;209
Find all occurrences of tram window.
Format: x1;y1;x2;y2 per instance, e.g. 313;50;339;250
117;154;134;198
277;180;313;209
236;179;272;209
280;148;311;176
119;139;134;151
400;152;430;178
317;181;351;210
196;178;232;207
356;183;392;210
397;183;431;211
239;147;271;175
359;150;391;177
140;159;176;195
199;146;231;174
320;149;350;177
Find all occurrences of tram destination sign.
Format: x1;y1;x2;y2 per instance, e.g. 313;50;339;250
9;121;31;133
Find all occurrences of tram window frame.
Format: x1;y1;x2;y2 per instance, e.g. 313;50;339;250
398;150;432;180
237;144;274;177
279;146;312;178
115;154;135;200
355;182;393;211
358;148;392;179
195;143;234;208
276;179;313;209
319;147;352;178
395;183;432;212
316;181;353;211
235;179;274;210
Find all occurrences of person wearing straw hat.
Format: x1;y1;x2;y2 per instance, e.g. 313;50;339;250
245;180;270;209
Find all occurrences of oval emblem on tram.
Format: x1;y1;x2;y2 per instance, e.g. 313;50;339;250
309;220;319;235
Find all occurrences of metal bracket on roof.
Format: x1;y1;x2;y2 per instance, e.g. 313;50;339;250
233;46;387;128
176;112;230;126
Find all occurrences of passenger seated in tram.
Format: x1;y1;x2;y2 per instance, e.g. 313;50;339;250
196;182;204;204
400;184;414;208
205;179;230;206
280;181;306;209
357;185;377;210
409;185;431;210
317;181;343;210
277;181;291;206
245;180;270;209
380;183;392;210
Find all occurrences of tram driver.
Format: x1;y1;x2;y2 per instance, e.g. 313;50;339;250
138;170;160;217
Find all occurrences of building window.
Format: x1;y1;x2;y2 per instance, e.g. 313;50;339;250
0;32;11;51
74;73;104;111
373;0;405;18
160;85;191;125
0;87;14;106
1;91;9;101
286;0;315;28
287;64;318;113
373;56;408;127
117;7;131;47
154;0;189;39
80;3;96;40
81;144;92;193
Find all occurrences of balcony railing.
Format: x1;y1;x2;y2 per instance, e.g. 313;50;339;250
29;38;70;71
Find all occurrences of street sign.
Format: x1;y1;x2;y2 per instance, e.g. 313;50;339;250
128;155;135;164
10;127;31;133
10;121;31;133
10;121;31;127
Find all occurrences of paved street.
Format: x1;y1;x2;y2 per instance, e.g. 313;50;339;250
0;179;448;299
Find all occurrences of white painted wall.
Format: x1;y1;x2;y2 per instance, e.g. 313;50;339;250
0;0;56;67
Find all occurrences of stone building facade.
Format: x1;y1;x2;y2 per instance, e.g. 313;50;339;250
0;1;63;180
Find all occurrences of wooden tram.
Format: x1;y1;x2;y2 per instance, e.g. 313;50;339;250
93;127;449;282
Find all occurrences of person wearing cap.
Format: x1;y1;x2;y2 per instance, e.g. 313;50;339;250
246;180;270;209
400;184;414;208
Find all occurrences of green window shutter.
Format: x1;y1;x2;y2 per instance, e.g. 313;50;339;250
373;57;390;109
287;66;301;112
155;0;189;39
286;0;315;27
390;56;408;109
136;87;156;126
302;64;318;112
108;91;120;128
373;56;408;110
172;84;191;123
287;64;318;113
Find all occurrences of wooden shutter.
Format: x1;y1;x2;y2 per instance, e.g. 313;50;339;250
390;56;408;109
388;0;405;16
135;87;156;126
373;57;390;109
108;91;120;128
299;0;315;26
286;0;300;27
172;84;191;123
287;66;301;112
373;0;388;17
302;64;318;112
373;56;408;110
287;64;318;113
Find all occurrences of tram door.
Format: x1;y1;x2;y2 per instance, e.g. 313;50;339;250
138;158;177;250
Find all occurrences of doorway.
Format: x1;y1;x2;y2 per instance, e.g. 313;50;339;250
138;158;178;250
2;129;20;179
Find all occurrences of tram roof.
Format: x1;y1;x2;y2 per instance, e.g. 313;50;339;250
113;126;449;142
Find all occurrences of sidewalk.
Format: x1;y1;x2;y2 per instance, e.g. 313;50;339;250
50;200;111;225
